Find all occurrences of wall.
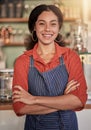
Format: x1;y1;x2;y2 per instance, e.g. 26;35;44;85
0;110;25;130
76;109;91;130
2;46;25;68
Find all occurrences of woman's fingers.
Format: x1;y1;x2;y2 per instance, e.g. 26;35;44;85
13;85;26;96
12;85;34;104
65;83;80;94
64;80;80;94
12;85;25;100
13;85;24;91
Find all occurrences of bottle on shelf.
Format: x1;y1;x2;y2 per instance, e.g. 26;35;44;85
7;1;15;18
0;46;6;69
15;0;24;18
70;20;88;53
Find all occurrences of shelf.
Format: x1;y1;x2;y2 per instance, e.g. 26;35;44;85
0;18;28;23
0;17;78;23
79;52;91;55
3;43;24;46
85;104;91;109
64;18;80;22
0;103;13;110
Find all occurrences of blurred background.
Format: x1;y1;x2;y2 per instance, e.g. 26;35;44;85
0;0;91;130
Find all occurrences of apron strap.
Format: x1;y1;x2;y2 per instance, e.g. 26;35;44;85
30;56;34;68
60;56;64;65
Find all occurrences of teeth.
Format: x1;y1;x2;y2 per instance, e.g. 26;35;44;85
44;36;52;39
43;34;52;37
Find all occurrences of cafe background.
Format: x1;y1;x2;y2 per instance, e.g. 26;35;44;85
0;0;91;130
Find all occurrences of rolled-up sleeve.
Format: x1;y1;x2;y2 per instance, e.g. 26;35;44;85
65;50;87;109
12;55;29;115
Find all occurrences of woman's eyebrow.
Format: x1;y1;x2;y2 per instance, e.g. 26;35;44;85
37;19;58;22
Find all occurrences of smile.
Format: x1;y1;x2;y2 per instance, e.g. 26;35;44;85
42;34;53;38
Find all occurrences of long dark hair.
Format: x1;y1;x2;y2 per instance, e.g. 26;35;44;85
24;4;65;50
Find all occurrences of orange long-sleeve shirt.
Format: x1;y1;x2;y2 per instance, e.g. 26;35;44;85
12;43;87;114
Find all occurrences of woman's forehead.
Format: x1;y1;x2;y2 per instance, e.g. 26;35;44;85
37;11;58;21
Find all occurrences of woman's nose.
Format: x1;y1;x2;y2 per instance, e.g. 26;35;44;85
45;24;50;31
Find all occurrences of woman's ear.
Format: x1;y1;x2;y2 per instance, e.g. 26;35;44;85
34;25;36;31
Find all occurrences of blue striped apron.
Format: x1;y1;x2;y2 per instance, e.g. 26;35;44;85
24;56;78;130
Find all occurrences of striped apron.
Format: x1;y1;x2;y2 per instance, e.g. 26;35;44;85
24;56;78;130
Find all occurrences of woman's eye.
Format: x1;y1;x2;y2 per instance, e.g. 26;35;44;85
51;23;57;26
39;22;45;25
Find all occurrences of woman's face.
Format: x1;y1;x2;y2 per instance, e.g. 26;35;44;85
35;11;60;45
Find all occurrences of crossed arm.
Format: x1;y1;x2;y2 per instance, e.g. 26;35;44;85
12;80;83;115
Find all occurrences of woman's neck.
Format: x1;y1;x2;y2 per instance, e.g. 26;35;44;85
37;43;56;55
37;43;56;63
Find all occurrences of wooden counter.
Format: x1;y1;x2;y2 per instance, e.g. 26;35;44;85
85;104;91;109
0;103;13;110
0;103;91;110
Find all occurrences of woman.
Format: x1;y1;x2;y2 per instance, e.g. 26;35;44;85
12;4;87;130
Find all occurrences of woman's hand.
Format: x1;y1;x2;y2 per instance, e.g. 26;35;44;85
64;80;80;94
12;85;36;105
12;80;80;104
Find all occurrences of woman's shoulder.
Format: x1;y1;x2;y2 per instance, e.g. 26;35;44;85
58;45;79;57
63;47;81;67
62;46;78;56
59;46;81;64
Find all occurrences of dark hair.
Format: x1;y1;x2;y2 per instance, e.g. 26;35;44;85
25;4;65;50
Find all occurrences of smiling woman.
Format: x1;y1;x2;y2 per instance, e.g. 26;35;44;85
12;4;87;130
35;11;59;46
